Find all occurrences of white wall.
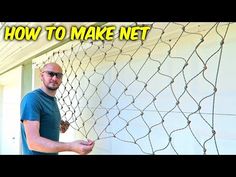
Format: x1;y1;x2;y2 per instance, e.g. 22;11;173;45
31;22;236;154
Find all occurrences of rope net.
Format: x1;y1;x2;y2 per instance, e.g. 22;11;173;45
33;22;231;154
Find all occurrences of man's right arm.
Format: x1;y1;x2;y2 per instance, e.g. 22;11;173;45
23;120;95;154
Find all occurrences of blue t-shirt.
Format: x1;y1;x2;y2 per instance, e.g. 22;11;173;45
20;88;61;155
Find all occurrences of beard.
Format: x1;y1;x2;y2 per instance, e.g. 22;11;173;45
46;84;59;90
43;80;60;90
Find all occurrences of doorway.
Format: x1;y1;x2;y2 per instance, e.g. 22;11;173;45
0;66;22;154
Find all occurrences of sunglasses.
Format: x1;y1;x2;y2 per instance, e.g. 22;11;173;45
43;71;63;79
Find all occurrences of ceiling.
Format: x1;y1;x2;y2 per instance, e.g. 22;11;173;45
0;22;233;77
0;22;96;76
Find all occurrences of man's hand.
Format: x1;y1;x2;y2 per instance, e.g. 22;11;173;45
60;120;70;133
70;139;95;155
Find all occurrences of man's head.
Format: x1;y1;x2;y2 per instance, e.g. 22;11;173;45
40;62;63;91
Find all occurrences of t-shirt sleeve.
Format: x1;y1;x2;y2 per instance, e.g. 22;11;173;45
20;93;41;122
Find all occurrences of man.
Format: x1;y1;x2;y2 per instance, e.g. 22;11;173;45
20;62;94;155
